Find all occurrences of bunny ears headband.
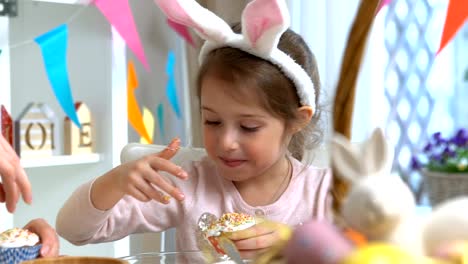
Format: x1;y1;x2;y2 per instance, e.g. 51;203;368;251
154;0;316;112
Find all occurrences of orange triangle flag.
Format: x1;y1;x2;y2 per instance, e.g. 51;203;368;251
437;0;468;54
127;60;152;144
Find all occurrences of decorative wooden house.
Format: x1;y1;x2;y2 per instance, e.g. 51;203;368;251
64;102;94;155
1;105;14;147
15;103;58;158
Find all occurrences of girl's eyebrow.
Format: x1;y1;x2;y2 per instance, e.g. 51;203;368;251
201;106;216;113
202;106;267;119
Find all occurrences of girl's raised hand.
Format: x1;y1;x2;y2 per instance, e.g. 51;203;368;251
91;138;188;210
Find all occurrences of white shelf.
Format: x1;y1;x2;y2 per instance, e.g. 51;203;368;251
21;153;100;168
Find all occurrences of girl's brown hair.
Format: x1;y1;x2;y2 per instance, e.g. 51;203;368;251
196;24;323;161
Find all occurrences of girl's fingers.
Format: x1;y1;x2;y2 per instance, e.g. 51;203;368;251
129;185;151;202
147;156;188;180
233;231;277;251
227;222;273;241
144;170;185;201
239;248;269;260
158;138;181;160
134;177;171;204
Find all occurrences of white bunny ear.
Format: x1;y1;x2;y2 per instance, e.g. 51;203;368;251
154;0;234;43
330;133;365;183
361;128;394;175
241;0;290;55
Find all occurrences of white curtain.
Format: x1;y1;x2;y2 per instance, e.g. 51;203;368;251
286;0;387;142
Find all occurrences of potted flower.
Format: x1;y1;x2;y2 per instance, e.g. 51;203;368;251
411;128;468;205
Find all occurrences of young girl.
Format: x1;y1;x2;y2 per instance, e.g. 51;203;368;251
56;0;332;259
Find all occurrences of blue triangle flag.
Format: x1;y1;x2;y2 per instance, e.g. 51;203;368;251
165;51;181;119
35;24;81;128
157;103;166;144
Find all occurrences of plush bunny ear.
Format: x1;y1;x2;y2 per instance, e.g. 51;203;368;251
330;133;365;183
241;0;290;55
361;128;394;175
154;0;234;43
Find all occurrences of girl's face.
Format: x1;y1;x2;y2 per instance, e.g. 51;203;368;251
200;75;290;182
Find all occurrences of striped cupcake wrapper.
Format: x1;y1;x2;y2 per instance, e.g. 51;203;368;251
0;244;42;264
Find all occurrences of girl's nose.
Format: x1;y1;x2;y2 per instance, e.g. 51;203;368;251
219;129;239;151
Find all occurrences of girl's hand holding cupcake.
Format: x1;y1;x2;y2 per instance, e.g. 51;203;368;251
226;219;291;260
90;138;189;210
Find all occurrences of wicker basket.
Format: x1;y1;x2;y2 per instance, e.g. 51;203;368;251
21;256;128;264
424;169;468;206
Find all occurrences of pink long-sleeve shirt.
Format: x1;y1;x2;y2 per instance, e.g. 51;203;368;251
56;156;332;252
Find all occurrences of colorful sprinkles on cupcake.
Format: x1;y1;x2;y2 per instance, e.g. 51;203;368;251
206;212;255;237
0;228;39;248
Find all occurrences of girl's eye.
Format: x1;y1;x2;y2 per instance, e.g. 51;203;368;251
204;120;221;126
241;126;259;132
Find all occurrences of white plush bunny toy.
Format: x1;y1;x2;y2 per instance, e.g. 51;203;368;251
331;128;425;254
332;127;468;257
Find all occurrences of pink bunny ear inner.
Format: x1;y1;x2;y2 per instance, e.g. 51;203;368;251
154;0;205;36
242;0;288;49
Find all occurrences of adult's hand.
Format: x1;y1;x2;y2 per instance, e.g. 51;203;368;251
0;134;32;213
24;218;60;257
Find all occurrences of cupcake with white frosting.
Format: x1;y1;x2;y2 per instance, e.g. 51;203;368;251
0;228;42;263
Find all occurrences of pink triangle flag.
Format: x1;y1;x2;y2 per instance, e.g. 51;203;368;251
167;18;195;47
376;0;391;15
94;0;150;71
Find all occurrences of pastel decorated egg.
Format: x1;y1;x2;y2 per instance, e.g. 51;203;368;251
283;220;353;264
431;241;468;263
340;243;443;264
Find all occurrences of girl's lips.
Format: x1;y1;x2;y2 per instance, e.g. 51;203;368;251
220;157;245;167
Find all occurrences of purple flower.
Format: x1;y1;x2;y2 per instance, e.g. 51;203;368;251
423;143;432;153
443;146;456;158
432;132;442;142
412;129;468;173
430;154;443;162
451;137;467;147
453;128;468;146
456;128;467;140
411;157;421;170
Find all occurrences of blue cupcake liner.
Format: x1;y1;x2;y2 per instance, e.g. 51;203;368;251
0;244;42;264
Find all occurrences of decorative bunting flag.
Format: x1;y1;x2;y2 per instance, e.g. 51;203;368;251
157;103;166;144
376;0;391;15
437;0;468;54
34;24;81;129
167;18;195;47
94;0;150;70
127;60;152;144
139;107;155;144
166;51;182;119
